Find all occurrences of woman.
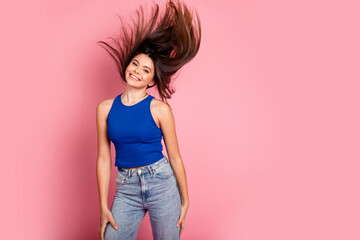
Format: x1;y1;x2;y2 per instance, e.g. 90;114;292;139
96;0;201;239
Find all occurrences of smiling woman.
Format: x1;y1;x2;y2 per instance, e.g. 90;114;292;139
97;0;201;101
95;0;201;239
126;54;156;87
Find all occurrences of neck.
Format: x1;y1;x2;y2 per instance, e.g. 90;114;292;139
121;89;148;105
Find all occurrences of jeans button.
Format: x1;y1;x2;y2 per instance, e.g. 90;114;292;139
138;169;141;174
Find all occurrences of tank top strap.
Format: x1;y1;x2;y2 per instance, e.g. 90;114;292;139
140;94;154;110
146;94;155;104
142;94;155;114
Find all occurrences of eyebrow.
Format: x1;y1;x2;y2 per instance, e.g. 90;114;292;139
133;59;152;72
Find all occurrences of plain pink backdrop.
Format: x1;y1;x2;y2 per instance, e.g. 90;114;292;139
1;0;359;239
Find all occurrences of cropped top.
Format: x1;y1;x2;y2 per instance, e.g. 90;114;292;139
106;93;164;168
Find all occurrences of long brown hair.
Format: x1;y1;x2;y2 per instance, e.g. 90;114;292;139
97;0;201;102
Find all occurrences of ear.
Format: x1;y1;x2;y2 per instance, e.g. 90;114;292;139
148;79;156;87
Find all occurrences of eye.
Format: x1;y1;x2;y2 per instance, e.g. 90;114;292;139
144;70;149;73
132;62;137;66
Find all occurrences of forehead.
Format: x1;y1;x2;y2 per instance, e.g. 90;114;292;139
132;53;154;67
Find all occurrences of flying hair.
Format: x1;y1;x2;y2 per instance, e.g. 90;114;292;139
97;0;202;102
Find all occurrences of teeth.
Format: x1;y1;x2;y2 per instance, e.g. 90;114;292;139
130;74;140;81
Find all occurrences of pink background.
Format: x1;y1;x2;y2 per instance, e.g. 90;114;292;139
1;0;359;239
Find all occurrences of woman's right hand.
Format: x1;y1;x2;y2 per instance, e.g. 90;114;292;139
99;208;118;240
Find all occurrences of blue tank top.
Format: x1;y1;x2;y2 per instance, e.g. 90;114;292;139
106;93;164;168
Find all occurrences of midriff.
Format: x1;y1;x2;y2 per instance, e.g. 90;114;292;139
122;163;154;170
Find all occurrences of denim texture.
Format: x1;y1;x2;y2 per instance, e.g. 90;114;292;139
104;156;181;240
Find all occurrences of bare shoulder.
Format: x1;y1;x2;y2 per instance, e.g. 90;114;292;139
150;98;173;128
97;97;116;120
150;98;172;114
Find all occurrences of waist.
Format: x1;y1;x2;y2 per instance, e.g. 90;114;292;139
118;156;168;171
115;151;165;168
122;162;153;170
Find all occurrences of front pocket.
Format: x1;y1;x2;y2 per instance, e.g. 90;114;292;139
115;171;128;184
154;162;173;179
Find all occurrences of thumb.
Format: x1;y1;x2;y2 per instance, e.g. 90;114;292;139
109;216;118;230
176;219;182;228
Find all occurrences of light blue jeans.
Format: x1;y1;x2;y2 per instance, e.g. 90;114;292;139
104;156;181;240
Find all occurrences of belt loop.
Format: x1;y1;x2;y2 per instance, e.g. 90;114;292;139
127;170;130;178
147;166;152;175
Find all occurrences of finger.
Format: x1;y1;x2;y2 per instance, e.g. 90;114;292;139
179;223;184;237
100;225;106;240
176;217;182;228
177;213;186;227
109;216;119;230
179;221;185;237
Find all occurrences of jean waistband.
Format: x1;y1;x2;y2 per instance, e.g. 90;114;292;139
117;156;169;176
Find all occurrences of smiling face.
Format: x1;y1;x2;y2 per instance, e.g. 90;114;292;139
125;53;156;88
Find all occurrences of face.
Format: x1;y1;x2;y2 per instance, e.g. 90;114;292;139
125;53;155;88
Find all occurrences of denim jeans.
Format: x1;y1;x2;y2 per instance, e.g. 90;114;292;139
104;156;181;240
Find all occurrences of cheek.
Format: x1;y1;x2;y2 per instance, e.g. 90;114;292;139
147;72;155;80
145;74;154;82
126;64;134;72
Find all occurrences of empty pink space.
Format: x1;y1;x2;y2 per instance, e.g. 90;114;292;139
1;0;359;239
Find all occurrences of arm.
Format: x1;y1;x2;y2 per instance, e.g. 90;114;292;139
96;100;119;239
96;101;112;211
157;102;189;207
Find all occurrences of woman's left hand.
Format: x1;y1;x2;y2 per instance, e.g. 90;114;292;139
176;202;189;237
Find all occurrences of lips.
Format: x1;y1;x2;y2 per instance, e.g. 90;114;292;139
130;73;141;81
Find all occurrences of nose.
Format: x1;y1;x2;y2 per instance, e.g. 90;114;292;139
135;67;140;74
